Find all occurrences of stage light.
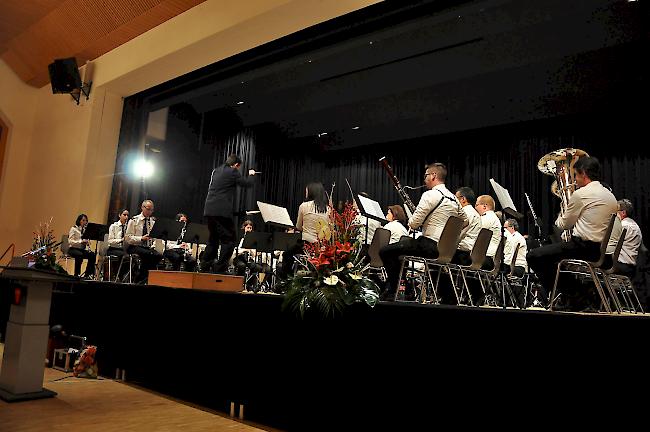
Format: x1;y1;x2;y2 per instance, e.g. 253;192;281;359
133;159;154;178
352;126;360;130
237;101;245;105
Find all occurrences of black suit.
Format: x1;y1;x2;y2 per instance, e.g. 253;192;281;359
201;164;255;272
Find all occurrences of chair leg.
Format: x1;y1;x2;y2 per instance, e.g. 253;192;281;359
585;266;613;313
549;263;563;311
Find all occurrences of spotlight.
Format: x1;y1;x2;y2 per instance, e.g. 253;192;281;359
133;159;154;178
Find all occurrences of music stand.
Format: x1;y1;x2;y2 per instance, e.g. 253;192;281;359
489;178;523;220
183;222;210;261
348;183;387;245
257;201;295;229
82;222;109;259
149;218;184;252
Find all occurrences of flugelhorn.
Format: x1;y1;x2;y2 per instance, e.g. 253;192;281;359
537;148;589;241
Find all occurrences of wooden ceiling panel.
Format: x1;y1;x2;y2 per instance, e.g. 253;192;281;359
0;0;206;88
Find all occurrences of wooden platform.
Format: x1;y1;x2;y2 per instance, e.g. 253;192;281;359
148;270;244;292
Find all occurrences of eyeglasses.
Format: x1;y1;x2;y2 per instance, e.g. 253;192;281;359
424;173;434;178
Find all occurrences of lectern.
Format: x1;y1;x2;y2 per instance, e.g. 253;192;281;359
0;263;76;401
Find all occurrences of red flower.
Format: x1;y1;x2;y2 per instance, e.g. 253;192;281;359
309;253;331;268
336;241;352;255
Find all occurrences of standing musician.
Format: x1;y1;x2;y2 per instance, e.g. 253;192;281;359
526;156;617;303
68;213;96;278
379;163;468;301
163;213;196;272
125;199;163;283
201;154;257;273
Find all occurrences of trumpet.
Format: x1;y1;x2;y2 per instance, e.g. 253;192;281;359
537;148;589;241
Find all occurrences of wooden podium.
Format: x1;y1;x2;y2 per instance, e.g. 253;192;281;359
147;270;244;292
0;264;76;402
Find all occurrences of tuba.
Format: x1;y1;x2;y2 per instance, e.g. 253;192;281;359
537;148;589;241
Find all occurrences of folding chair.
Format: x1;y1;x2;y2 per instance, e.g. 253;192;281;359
449;228;492;306
549;214;620;313
601;229;644;314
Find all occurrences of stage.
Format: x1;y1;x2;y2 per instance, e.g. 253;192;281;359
1;278;648;429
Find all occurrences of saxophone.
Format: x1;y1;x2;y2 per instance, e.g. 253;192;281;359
379;157;416;218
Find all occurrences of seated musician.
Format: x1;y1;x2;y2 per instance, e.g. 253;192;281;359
503;218;528;278
453;186;482;265
614;199;643;277
379;163;468;301
383;205;408;244
163;213;196;272
474;195;502;270
278;182;329;279
68;213;96;278
526;157;617;307
107;209;130;260
124;199;163;283
232;220;256;276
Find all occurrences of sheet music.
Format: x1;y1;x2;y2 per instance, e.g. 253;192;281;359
489;178;517;212
358;195;386;221
257;201;294;228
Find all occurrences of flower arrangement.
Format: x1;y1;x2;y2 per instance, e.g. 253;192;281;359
28;218;67;273
279;201;380;318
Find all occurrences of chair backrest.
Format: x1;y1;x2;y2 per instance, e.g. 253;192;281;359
98;233;110;257
435;216;464;264
603;228;627;273
487;235;505;276
60;234;70;255
509;244;520;276
593;213;617;267
469;228;492;270
367;227;391;268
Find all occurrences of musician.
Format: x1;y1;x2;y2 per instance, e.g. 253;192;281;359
474;195;502;270
453;187;481;265
107;209;130;259
68;214;96;278
526;156;617;303
201;154;256;273
615;199;643;277
278;182;329;279
232;220;256;276
384;205;408;244
503;219;528;277
125;199;163;283
163;213;196;272
379;163;468;301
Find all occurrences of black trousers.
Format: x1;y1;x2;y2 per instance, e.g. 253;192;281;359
202;216;236;272
68;247;96;277
164;249;196;271
379;236;438;296
127;245;163;282
526;237;600;301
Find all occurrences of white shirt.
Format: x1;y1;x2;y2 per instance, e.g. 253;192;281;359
383;220;409;244
555;181;617;243
504;230;528;271
296;201;329;243
480;210;502;257
68;225;87;250
458;205;482;252
357;215;382;245
125;213;156;247
409;184;468;242
620;217;643;265
108;221;128;248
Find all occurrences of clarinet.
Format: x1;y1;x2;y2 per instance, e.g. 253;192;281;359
379;156;417;216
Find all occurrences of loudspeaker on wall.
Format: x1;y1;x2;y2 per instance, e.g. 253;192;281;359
48;58;82;94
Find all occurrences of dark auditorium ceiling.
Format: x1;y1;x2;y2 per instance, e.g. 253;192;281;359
0;0;206;88
169;0;646;149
